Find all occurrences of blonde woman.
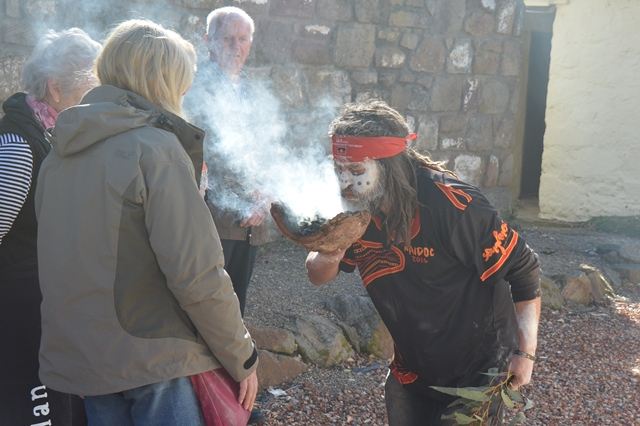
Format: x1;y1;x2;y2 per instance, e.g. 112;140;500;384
35;20;258;425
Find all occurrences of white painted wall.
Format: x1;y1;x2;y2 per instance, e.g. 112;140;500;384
538;0;640;221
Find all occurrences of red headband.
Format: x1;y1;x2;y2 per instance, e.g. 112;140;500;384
332;133;417;162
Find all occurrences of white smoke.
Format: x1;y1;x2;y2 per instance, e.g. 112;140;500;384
186;65;347;221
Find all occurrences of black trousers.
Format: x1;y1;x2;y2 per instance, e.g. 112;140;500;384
384;373;503;426
221;239;258;317
0;383;86;426
385;373;455;426
1;275;86;425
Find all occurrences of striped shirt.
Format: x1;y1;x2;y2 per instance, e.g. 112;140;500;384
0;133;33;245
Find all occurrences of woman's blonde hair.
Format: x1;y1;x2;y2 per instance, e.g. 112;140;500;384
96;19;196;117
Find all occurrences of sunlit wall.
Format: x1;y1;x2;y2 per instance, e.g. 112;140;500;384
538;0;640;221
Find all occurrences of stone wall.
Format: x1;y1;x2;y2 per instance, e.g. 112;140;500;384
0;0;527;212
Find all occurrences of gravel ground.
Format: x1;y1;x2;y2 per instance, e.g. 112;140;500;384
244;224;640;425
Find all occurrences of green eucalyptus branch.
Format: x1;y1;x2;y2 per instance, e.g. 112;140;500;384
430;368;534;425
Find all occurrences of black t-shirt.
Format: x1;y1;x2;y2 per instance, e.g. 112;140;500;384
339;167;540;391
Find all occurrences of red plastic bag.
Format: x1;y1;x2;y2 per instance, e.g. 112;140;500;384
190;369;251;426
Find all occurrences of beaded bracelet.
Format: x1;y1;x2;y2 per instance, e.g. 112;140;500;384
513;349;537;362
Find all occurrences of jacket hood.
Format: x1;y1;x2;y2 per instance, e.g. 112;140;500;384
3;92;34;122
2;92;44;135
51;85;204;158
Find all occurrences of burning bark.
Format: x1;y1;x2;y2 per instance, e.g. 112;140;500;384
270;202;371;253
298;215;327;236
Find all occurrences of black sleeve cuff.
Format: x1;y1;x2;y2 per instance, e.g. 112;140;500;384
510;272;541;302
243;346;258;370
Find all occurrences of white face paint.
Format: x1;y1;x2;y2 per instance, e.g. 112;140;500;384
335;159;384;204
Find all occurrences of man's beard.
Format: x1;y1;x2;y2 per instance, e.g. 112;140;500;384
341;169;385;212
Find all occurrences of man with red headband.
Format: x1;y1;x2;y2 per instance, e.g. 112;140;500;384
306;100;541;425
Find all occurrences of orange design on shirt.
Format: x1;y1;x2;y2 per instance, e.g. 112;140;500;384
482;222;509;262
354;240;406;287
435;182;473;211
480;222;519;282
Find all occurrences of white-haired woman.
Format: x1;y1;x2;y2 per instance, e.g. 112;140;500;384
0;28;100;425
35;20;258;425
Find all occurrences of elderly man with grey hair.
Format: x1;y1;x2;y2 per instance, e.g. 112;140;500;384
0;28;101;424
185;6;272;423
205;6;255;81
188;7;273;321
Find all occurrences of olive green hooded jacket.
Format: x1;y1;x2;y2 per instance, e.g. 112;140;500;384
35;85;257;396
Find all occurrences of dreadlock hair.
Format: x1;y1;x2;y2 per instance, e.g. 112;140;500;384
329;99;452;246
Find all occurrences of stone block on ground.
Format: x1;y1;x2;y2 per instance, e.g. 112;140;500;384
611;264;640;284
596;243;621;256
324;294;393;359
561;273;593;305
562;265;616;306
256;350;308;390
289;314;355;367
247;324;297;355
602;266;624;289
541;275;564;310
618;243;640;264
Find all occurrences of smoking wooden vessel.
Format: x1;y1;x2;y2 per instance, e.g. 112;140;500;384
270;202;371;253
